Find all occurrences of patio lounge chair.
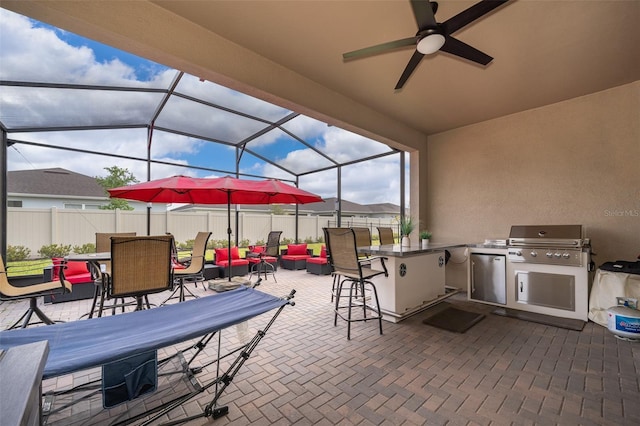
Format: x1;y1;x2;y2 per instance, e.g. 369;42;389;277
215;247;249;277
1;256;72;329
280;243;313;270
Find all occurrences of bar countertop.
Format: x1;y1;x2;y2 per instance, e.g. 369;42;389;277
358;243;467;257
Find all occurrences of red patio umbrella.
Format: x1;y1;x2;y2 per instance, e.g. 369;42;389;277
108;175;323;280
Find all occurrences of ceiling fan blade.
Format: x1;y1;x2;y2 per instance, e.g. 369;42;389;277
343;37;417;60
440;36;493;65
411;0;438;31
395;50;425;90
443;0;509;35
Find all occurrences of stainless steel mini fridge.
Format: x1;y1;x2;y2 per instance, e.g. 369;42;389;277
470;253;506;305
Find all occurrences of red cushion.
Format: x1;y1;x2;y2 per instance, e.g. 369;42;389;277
249;245;266;254
307;257;327;265
52;257;89;280
281;254;311;261
287;244;308;256
320;246;327;258
215;247;240;262
216;259;249;267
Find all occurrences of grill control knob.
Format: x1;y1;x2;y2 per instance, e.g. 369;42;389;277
554;252;561;258
562;253;571;259
530;251;537;257
515;251;522;256
546;252;553;258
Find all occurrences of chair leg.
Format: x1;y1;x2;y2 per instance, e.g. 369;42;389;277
7;297;56;330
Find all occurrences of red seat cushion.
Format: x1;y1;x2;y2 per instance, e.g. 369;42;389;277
281;254;311;261
51;257;92;284
216;259;249;267
286;244;308;256
320;246;327;258
306;257;327;265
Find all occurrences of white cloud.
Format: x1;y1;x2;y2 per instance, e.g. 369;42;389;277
1;8;406;206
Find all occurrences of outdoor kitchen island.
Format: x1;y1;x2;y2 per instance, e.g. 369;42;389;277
358;243;466;323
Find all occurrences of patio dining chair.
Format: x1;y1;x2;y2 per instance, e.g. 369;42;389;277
90;232;136;317
377;227;395;245
1;256;72;329
97;235;174;314
163;231;211;304
248;231;282;282
325;227;388;340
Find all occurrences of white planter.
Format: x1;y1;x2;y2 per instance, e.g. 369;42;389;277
421;239;430;249
401;236;411;247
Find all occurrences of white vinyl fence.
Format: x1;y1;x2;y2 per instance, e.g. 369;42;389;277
8;208;397;257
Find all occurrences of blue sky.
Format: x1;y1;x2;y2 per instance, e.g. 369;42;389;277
0;8;407;206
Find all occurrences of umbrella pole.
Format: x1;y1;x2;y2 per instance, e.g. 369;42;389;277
227;197;232;282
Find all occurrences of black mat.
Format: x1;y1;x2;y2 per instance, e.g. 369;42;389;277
422;306;485;333
492;308;585;331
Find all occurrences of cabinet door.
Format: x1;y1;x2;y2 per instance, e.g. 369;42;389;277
471;254;506;304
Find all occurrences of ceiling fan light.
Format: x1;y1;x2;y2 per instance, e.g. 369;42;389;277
417;33;445;55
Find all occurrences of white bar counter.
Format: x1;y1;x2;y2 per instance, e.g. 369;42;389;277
358;243;466;323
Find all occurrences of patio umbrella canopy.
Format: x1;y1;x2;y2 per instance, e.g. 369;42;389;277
108;175;323;280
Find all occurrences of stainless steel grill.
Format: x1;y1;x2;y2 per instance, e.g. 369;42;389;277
507;225;586;266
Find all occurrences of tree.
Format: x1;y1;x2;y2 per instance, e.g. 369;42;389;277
270;205;286;215
95;166;139;210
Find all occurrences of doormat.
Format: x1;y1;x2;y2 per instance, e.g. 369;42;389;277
492;308;585;331
422;304;485;333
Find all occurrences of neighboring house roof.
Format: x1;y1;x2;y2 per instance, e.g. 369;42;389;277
8;168;106;198
172;196;400;216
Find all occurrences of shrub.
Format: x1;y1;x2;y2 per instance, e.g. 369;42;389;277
6;245;31;262
38;244;72;258
281;237;293;245
177;240;192;250
254;239;265;246
316;236;324;243
73;243;96;254
239;239;250;248
304;236;315;244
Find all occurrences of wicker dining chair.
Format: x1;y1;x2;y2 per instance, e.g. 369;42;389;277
90;232;136;317
97;235;174;314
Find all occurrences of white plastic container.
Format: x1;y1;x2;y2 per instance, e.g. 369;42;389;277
607;306;640;340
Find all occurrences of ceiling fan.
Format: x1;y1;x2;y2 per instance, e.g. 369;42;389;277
343;0;510;90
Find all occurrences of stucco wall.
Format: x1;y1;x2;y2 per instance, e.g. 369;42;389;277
427;81;639;287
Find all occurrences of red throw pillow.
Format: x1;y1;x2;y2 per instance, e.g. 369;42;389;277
251;246;266;254
215;247;240;262
320;246;327;258
215;248;228;262
287;244;307;256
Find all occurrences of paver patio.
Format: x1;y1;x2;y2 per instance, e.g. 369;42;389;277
1;268;638;425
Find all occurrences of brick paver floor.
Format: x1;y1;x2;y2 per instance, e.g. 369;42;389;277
1;268;638;425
